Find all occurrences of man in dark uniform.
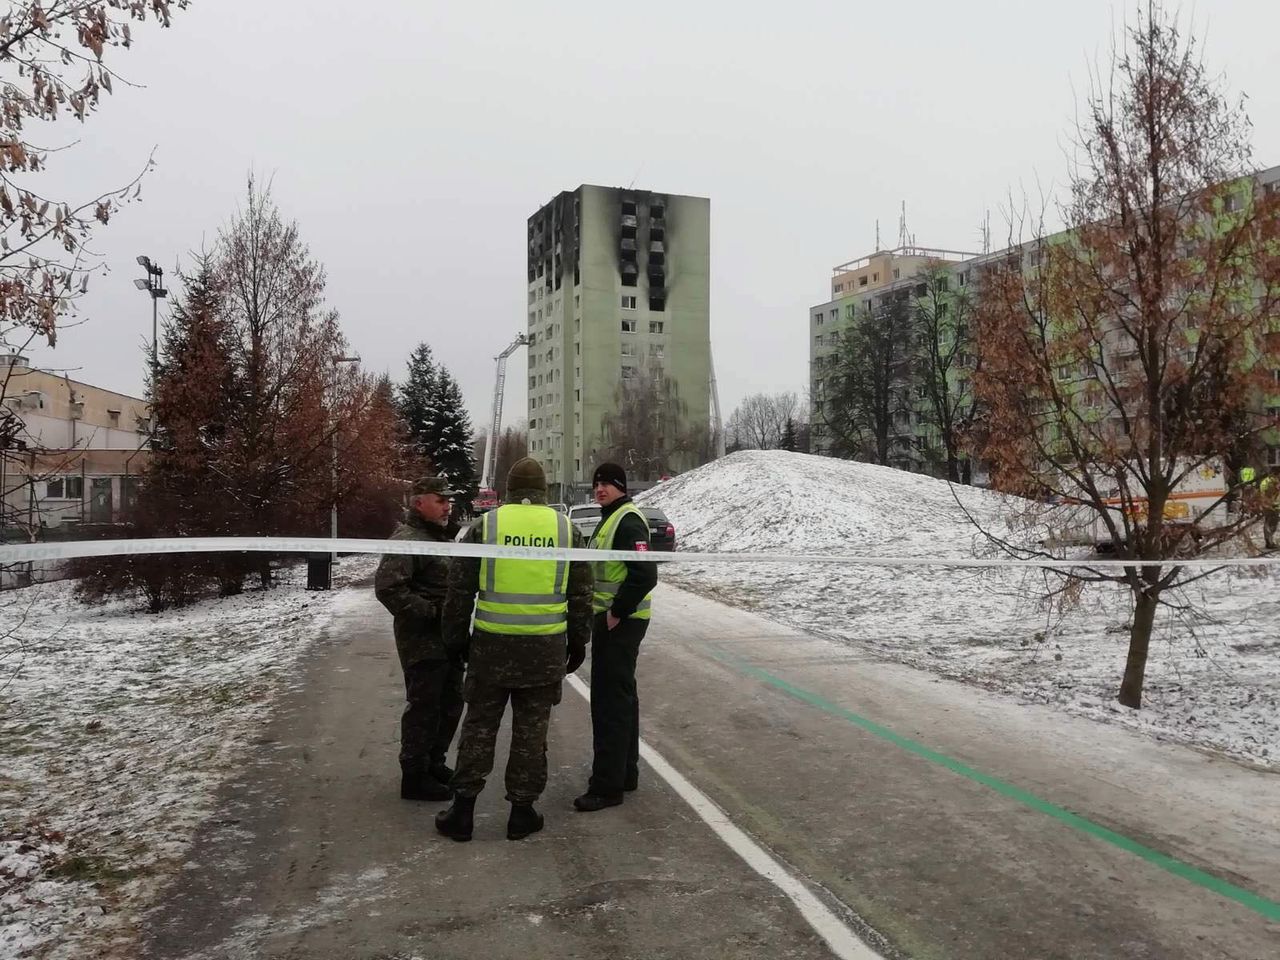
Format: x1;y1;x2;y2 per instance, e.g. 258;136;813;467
375;476;463;801
574;461;658;813
435;458;593;841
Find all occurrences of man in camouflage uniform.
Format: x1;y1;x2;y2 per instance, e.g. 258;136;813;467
375;477;463;802
435;458;593;842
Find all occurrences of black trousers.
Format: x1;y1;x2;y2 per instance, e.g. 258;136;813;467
588;613;647;796
398;658;464;772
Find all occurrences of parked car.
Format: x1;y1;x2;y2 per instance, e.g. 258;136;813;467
641;506;677;551
549;502;569;514
568;503;602;540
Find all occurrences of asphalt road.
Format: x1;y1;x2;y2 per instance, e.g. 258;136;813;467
143;583;1280;960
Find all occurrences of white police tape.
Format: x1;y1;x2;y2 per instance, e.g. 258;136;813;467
0;535;1277;570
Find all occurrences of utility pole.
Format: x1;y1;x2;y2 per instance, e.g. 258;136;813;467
331;355;360;565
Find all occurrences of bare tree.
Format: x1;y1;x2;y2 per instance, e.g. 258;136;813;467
599;366;709;480
974;3;1280;708
726;392;801;450
1;1;191;584
819;294;913;464
913;264;979;482
472;424;528;500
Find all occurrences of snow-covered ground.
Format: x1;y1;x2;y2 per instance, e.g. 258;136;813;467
640;450;1279;769
0;557;377;960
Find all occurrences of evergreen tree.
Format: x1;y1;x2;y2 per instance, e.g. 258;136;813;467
396;343;438;462
780;417;798;452
431;369;478;504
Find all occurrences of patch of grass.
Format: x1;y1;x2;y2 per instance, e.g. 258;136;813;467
47;853;136;887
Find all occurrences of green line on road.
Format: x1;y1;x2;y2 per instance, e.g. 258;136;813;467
712;648;1280;923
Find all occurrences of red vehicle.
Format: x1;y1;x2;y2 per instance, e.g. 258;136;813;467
472;487;499;513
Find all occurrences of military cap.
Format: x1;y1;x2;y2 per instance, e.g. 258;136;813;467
411;476;461;497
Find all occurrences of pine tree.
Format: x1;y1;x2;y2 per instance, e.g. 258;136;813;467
397;343;438;463
431;369;479;504
781;417;798;452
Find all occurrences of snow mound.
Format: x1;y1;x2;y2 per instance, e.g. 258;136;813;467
638;450;1017;556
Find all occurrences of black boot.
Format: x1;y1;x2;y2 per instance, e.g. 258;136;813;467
573;792;624;812
402;768;451;802
429;760;455;785
624;772;639;792
507;802;544;841
435;795;476;842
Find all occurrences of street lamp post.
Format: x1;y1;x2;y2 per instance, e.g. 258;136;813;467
133;256;167;384
331;355;360;564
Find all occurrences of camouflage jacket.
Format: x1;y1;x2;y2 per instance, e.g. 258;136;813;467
442;501;594;688
375;512;456;665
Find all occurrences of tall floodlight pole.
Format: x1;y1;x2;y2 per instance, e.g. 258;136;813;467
133;256;168;384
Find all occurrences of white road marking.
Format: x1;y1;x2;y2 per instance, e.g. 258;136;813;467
565;674;883;960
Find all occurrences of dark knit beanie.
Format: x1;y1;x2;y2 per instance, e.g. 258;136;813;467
592;461;627;494
507;457;547;493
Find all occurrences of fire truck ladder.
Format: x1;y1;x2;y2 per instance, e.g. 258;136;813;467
480;333;530;491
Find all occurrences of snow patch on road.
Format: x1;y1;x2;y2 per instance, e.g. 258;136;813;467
641;451;1279;768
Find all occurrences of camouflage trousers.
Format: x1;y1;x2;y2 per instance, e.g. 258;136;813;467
451;677;563;804
398;658;464;772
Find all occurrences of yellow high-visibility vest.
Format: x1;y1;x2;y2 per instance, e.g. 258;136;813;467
474;504;571;635
590;502;653;619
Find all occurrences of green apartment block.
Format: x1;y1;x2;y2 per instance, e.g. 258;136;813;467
810;164;1280;482
526;185;711;500
808;246;980;475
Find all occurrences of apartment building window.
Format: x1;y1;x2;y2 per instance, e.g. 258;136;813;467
621;343;636;357
959;271;969;287
829;309;837;320
576;459;581;473
576;343;580;355
649;296;665;311
529;376;536;389
649;321;664;334
814;334;824;347
575;389;581;401
621;295;637;309
575;295;580;308
859;276;868;287
537;375;543;386
873;273;879;282
621;319;637;333
528;291;536;305
834;283;844;292
528;312;536;325
650;344;664;360
893;269;900;279
46;477;84;499
1268;446;1280;467
845;304;854;320
537;310;542;322
621;365;637;380
814;314;823;326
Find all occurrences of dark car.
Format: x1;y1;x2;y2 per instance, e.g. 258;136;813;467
641;506;677;551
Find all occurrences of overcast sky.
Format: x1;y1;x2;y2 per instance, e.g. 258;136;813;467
20;0;1280;429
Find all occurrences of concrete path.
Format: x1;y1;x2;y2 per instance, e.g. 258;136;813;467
143;584;1280;960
